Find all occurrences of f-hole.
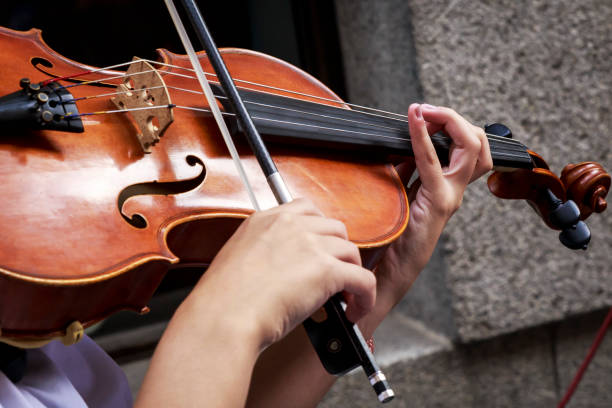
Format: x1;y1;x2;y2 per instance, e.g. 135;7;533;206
117;155;206;228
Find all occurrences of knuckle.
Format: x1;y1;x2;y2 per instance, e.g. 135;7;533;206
435;195;462;218
415;147;439;167
347;241;362;264
448;196;463;215
295;197;322;215
294;196;312;209
304;231;319;249
437;105;453;114
438;106;460;120
465;131;483;152
267;211;298;233
241;211;259;229
333;219;349;238
365;270;377;291
276;211;293;225
484;155;494;171
475;127;486;141
318;254;338;275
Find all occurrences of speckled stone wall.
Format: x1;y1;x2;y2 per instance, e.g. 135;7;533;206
321;309;612;407
335;0;612;342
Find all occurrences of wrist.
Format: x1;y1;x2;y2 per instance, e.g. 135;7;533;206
184;275;265;358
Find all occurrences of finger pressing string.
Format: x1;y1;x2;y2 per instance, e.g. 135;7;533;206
45;59;528;156
420;104;481;186
408;103;444;189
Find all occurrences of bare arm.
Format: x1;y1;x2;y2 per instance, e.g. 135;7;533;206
135;200;377;407
246;103;493;407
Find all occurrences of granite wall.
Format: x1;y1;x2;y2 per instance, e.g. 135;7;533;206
335;0;611;342
327;0;612;406
321;309;612;407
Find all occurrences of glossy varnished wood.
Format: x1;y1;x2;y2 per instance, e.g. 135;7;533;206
0;27;408;339
488;151;610;229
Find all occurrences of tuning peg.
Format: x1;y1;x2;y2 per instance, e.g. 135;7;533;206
484;123;513;139
547;191;580;229
545;189;591;250
559;221;591;250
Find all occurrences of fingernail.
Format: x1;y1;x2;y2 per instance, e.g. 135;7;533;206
421;103;438;111
415;104;423;119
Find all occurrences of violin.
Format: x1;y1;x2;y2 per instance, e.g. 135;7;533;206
0;23;608;350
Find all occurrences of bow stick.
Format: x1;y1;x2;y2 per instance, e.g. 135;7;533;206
164;0;394;403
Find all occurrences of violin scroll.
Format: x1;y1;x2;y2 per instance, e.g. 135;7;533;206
486;124;609;250
561;162;609;219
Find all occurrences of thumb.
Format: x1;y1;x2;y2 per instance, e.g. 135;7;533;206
336;265;377;323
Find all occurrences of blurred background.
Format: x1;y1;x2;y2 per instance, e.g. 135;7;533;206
1;1;610;406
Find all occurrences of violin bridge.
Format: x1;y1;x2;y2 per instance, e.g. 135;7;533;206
111;57;174;153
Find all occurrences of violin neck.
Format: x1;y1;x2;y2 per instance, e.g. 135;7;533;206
215;86;534;170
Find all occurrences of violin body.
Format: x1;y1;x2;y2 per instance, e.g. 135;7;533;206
0;27;408;341
1;25;609;343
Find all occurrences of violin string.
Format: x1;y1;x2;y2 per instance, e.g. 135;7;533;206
65;84;410;135
62;104;530;162
50;58;407;120
210;93;527;149
63;78;527;152
61;66;412;130
62;84;202;104
163;0;261;212
115;57;411;120
61;104;176;118
63;86;523;149
62;104;409;144
139;58;409;120
63;85;167;103
49;59;531;156
61;68;195;89
68;103;516;156
41;60;142;86
52;59;528;150
55;66;411;127
210;93;527;150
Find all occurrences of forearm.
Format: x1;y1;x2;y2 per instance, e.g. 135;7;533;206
135;283;262;408
246;326;333;408
136;199;378;407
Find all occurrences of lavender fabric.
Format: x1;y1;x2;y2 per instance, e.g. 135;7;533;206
0;335;132;407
